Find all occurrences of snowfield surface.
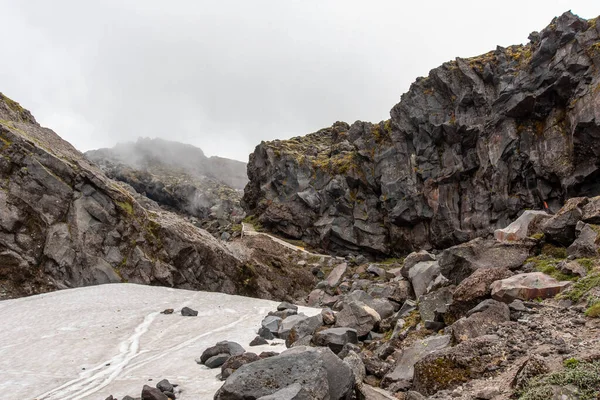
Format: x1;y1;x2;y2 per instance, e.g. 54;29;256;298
0;284;319;400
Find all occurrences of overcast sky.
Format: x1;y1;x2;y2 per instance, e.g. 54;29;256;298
0;1;597;162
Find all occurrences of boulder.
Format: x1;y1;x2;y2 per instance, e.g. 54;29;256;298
326;263;348;287
277;302;299;312
542;197;589;246
334;301;380;337
366;264;392;279
418;286;454;324
199;341;245;364
451;299;510;342
413;335;506;396
321;308;336;325
367;280;412;304
181;306;198;317
490;272;572;302
258;326;275;340
221;352;261;380
345;290;395;320
567;222;600;258
278;314;309;340
261;316;283;335
438;238;533;285
250;336;268;346
449;267;513;318
407;261;440;298
214;346;354;400
307;289;339;308
401;250;436;279
205;353;231;368
313;327;359;354
286;314;324;348
141;385;169;400
343;350;366;387
381;335;451;390
582;196;600;223
494;210;551;242
156;379;174;393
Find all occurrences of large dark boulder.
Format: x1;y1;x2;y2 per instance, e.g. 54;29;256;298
214;347;355;400
242;12;600;256
437;238;533;285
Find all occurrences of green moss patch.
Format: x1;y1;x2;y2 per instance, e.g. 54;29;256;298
560;272;600;303
526;254;576;282
519;360;600;400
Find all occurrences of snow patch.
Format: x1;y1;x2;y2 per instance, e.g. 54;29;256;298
0;283;318;400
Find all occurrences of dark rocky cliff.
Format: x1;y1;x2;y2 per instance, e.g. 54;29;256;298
0;94;314;300
243;12;600;256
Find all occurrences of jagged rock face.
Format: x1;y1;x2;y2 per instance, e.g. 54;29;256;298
243;12;600;255
0;94;314;300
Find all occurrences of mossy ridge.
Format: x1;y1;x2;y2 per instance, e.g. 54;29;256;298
0;93;29;121
518;360;600;400
526;244;576;282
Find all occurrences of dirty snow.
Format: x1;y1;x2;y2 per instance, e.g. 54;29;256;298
0;283;319;400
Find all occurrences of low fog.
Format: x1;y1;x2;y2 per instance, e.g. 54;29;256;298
0;0;597;161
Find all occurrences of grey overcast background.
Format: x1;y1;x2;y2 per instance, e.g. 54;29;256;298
0;1;597;162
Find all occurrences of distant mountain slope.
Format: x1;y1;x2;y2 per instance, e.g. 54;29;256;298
85;138;248;236
243;11;600;256
86;138;248;190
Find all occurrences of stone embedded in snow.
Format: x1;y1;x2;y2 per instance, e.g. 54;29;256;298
490;272;572;302
250;336;268;346
312;327;358;354
261;315;283;335
258;326;275;340
326;263;348;287
494;210;550;242
156;379;174;393
199;341;245;365
161;309;174;314
205;353;231;368
277;302;299;312
141;384;169;400
181;306;198;316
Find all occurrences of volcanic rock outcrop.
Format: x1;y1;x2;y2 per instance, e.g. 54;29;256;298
0;93;314;300
243;11;600;255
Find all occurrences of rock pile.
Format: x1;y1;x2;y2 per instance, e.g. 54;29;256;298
206;193;600;398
